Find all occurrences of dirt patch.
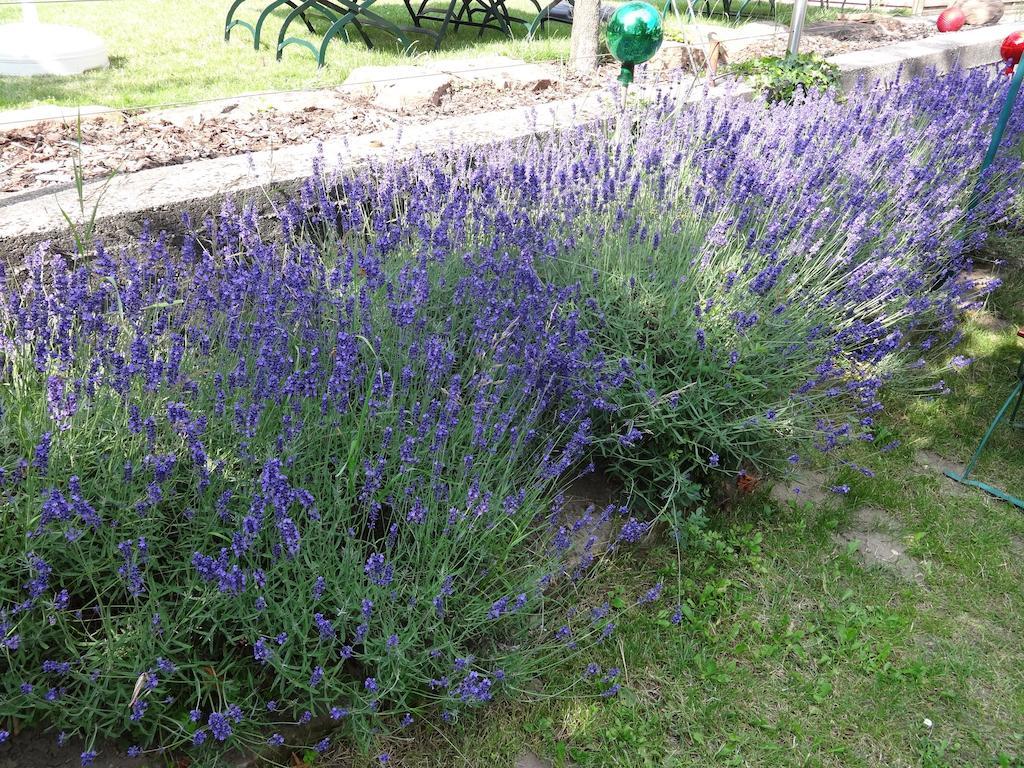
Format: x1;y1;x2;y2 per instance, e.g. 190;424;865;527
913;450;974;497
834;506;924;583
967;309;1013;333
0;726;272;768
558;470;624;571
914;449;964;476
0;62;615;199
769;468;834;508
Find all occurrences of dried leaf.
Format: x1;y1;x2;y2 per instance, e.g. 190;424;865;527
128;672;147;707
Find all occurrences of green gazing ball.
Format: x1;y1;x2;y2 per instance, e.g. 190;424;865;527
606;1;664;67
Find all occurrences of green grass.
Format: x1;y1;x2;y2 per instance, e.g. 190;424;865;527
670;0;893;27
346;229;1024;766
0;0;885;112
0;0;573;110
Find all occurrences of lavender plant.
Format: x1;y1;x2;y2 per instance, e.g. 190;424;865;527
461;66;1022;504
0;184;635;761
1;66;1022;762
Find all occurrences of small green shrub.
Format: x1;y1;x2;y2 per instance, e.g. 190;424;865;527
732;53;841;103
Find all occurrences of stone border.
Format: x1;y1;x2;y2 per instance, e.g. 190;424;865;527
1;21;1018;263
830;21;1020;89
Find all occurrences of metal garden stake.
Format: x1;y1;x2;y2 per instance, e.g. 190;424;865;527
786;0;808;59
976;32;1024;186
945;32;1024;508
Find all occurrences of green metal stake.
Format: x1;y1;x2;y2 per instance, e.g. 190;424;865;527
945;57;1024;508
968;61;1024;213
944;371;1024;510
981;63;1024;172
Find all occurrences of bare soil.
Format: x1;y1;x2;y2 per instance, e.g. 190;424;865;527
769;468;835;508
833;506;925;582
913;449;976;497
0;732;148;768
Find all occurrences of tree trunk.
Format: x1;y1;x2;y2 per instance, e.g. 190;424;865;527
569;0;602;73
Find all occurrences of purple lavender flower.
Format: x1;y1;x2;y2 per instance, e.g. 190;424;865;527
640;582;663;604
617;518;648;544
364;553;394;587
253;638;272;664
309;666;324;687
208;712;232;742
33;432;52;473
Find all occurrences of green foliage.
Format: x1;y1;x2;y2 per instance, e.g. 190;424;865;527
58;114;117;255
732;53;841;103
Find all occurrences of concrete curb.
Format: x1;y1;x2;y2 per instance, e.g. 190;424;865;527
0;22;1018;262
830;22;1018;89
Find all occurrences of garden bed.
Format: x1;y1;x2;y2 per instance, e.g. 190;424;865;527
736;13;939;61
1;57;1023;767
0;60;613;198
646;13;938;73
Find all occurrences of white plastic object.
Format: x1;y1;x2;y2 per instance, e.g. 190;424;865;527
0;3;108;77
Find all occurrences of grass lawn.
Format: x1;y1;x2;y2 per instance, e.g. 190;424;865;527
0;0;572;110
354;227;1024;766
0;0;859;112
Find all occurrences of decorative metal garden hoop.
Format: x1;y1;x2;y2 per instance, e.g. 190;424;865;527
945;331;1024;509
945;32;1024;509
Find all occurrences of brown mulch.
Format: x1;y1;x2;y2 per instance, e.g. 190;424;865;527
736;13;938;61
0;70;607;198
0;107;387;195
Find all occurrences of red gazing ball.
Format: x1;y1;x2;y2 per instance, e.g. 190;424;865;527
1000;31;1024;70
936;7;965;32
